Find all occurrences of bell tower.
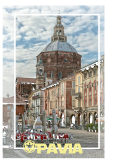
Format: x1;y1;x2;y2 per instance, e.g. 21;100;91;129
51;16;67;42
36;57;44;89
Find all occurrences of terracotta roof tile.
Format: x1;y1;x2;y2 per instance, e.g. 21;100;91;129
16;77;36;83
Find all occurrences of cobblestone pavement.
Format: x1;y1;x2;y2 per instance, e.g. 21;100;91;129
3;129;104;158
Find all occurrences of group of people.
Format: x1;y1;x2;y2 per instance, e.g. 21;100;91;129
47;121;61;128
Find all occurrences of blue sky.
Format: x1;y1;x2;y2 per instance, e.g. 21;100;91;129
3;5;104;97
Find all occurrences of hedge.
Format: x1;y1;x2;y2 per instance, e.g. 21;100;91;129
86;123;105;132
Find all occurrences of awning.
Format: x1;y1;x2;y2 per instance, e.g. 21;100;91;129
96;116;105;122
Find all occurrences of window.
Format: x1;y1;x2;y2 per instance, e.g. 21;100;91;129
72;81;75;88
89;84;91;92
94;69;97;75
64;59;67;62
19;113;21;117
56;30;58;35
78;86;80;92
7;106;11;110
51;72;53;79
78;76;81;84
100;67;102;73
90;97;91;106
89;71;92;77
71;89;75;96
59;72;62;79
56;100;57;108
84;73;87;79
50;101;52;109
39;68;42;75
100;82;102;89
59;30;61;35
95;82;96;91
7;112;10;117
45;73;47;79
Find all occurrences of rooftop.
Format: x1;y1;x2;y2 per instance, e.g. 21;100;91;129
16;77;36;83
81;59;103;70
2;96;26;104
42;41;77;53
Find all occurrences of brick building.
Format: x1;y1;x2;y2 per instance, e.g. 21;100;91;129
42;75;76;126
2;96;26;123
15;77;36;118
36;16;82;87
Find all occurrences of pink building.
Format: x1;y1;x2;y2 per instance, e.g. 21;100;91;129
42;75;76;127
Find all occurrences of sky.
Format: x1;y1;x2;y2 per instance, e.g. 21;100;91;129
3;5;104;97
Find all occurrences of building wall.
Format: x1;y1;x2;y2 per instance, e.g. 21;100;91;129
37;51;81;82
44;86;59;116
16;82;36;97
28;90;44;124
2;104;25;122
3;104;13;123
82;66;98;124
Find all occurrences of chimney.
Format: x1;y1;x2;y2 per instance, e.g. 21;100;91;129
6;93;9;98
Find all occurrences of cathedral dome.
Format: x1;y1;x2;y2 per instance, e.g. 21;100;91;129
42;41;77;53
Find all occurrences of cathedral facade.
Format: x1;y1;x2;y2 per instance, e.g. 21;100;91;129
36;16;82;89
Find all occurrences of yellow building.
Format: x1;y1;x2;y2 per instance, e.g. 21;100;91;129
74;70;83;126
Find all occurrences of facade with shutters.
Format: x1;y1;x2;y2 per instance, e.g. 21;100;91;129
28;89;44;125
81;59;105;124
73;70;83;126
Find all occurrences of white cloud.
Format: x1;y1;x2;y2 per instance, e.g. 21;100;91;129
2;6;104;97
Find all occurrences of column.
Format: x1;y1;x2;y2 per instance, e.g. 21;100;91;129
93;115;95;124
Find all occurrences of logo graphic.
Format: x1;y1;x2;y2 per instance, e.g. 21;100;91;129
23;140;36;153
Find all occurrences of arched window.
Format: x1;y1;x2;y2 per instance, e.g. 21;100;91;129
89;71;92;77
56;30;58;35
59;72;62;79
39;68;42;76
59;30;61;35
51;72;53;79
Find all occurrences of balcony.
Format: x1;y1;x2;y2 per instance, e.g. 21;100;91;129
58;106;64;111
31;112;39;117
74;107;82;112
75;92;81;99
